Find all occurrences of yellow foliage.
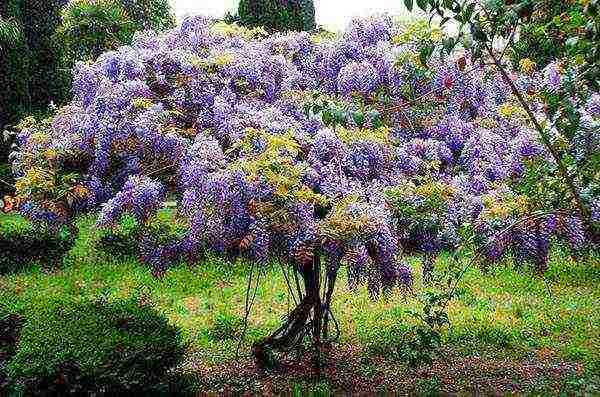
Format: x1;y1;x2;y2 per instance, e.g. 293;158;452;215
519;58;536;75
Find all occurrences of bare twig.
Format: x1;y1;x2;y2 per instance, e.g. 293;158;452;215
237;261;262;357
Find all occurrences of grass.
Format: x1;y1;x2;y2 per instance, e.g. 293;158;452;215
1;212;599;394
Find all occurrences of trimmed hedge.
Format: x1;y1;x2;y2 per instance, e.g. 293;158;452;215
0;214;77;275
6;298;185;395
238;0;316;32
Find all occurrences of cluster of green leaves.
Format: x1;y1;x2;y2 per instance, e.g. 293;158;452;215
54;0;175;64
404;0;599;87
303;92;384;129
400;290;451;366
3;297;185;395
512;1;588;68
237;0;316;32
97;213;142;257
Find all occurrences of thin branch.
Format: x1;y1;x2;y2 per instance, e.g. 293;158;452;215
497;25;517;63
279;260;298;306
237;261;261;357
477;7;590;224
484;43;590;222
381;63;489;115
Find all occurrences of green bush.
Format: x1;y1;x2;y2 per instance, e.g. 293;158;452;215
238;0;316;32
122;0;176;32
0;214;77;275
96;210;187;269
55;0;137;64
6;298;185;395
96;213;142;258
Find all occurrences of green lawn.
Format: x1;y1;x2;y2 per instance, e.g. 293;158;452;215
1;213;599;394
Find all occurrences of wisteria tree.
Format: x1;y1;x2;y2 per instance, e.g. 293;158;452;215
7;14;599;364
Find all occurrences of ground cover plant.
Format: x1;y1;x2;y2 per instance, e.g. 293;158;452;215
6;12;599;368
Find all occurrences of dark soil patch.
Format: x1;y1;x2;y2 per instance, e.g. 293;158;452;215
179;346;590;395
0;312;23;390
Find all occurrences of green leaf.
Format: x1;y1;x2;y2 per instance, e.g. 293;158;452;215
353;111;365;127
321;109;333;126
443;37;455;54
419;45;433;65
404;0;414;11
463;2;475;21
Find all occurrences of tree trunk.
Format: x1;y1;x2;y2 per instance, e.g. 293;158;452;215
252;253;335;368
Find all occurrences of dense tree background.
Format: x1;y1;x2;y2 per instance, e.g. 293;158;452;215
238;0;316;32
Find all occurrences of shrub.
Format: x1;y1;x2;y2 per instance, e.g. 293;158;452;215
238;0;316;32
96;209;188;274
122;0;176;32
55;0;137;64
6;298;185;395
96;213;142;257
0;214;77;275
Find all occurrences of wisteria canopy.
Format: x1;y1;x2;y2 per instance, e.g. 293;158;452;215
10;15;599;289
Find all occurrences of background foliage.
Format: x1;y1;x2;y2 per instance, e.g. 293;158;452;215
237;0;316;32
0;0;175;196
511;0;588;68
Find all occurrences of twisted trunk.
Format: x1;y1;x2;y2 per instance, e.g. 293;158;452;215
252;253;335;368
